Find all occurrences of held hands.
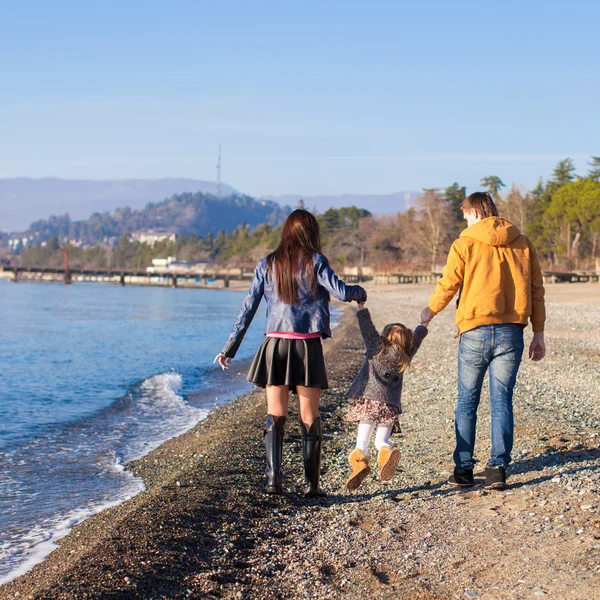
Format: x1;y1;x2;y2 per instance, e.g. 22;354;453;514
357;289;368;304
420;307;435;327
213;353;232;370
529;332;546;361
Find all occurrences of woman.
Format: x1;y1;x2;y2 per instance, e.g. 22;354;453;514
214;209;367;496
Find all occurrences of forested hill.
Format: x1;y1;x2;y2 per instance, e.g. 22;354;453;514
23;193;291;246
0;177;238;231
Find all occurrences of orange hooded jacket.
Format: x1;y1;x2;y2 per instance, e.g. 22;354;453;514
428;217;546;334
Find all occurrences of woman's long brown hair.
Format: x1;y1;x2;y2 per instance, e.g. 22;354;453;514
266;209;322;304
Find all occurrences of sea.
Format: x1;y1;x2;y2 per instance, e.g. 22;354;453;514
0;279;278;584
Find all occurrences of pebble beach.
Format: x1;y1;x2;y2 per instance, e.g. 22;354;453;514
1;283;599;600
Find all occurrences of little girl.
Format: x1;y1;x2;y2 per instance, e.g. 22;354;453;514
345;303;428;490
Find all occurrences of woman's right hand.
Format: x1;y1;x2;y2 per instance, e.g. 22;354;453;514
356;287;367;304
213;353;232;370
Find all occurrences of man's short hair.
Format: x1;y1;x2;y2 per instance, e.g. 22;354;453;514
460;192;499;219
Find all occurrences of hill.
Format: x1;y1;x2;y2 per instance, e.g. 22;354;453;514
0;178;237;231
21;193;291;247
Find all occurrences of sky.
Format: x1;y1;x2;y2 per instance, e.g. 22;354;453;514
1;0;599;197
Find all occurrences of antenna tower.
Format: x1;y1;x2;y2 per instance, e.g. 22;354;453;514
215;144;222;196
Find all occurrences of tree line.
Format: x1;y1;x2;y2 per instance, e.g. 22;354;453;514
11;156;600;273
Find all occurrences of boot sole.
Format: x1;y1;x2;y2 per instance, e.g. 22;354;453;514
265;486;283;495
305;489;327;497
484;481;507;490
448;480;475;487
346;465;371;490
380;449;400;481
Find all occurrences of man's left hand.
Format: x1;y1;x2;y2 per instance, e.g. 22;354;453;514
529;332;546;361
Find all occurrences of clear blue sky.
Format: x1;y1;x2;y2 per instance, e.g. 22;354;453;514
1;0;598;196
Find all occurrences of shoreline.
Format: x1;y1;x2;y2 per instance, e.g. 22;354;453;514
0;293;343;588
0;304;362;599
2;284;599;599
0;363;256;588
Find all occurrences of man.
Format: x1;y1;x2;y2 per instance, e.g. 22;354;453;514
421;191;546;490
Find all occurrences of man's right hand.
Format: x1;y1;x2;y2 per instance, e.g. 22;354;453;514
529;332;546;361
420;307;435;326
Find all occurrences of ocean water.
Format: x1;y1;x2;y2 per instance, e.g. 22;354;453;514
0;280;271;584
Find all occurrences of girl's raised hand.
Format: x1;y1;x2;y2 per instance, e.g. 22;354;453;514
213;353;232;370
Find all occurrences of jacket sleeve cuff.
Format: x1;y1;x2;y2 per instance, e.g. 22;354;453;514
415;324;429;338
427;300;440;315
222;339;237;359
531;321;545;333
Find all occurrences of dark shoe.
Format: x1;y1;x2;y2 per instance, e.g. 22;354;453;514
264;414;286;494
448;468;475;487
484;466;507;490
300;418;326;497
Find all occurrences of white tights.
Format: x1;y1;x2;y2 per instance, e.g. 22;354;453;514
355;420;393;456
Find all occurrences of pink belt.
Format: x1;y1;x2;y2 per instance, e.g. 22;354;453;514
266;332;322;339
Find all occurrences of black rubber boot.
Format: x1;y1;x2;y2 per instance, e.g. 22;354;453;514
300;417;326;497
264;414;286;494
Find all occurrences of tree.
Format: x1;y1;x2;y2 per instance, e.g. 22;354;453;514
545;178;600;264
498;185;535;234
444;182;467;226
548;158;576;192
588;156;600;181
480;176;506;199
411;189;456;271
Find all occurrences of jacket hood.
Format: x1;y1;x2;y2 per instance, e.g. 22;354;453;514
460;217;521;246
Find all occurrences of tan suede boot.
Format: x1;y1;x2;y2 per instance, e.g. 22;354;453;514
345;448;371;490
378;446;400;481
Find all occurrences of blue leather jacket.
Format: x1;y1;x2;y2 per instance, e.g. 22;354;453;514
221;253;367;358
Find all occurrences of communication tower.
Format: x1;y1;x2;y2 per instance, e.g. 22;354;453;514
215;144;222;197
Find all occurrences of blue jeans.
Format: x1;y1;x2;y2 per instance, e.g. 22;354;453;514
454;324;525;470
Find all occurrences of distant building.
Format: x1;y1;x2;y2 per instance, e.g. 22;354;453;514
131;230;177;247
146;256;212;274
8;236;34;250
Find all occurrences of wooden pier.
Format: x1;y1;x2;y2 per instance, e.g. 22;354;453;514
1;266;598;288
0;266;254;288
542;271;600;284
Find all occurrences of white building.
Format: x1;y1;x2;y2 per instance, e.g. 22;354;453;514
146;256;212;274
131;231;177;247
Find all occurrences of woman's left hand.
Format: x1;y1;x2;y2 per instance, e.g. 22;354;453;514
213;353;232;370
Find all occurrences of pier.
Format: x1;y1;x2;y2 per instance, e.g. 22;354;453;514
1;266;597;287
0;266;254;288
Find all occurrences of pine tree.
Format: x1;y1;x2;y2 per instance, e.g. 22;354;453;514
550;158;576;188
588;156;600;181
480;176;506;199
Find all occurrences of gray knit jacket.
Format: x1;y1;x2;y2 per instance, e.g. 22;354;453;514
345;308;428;412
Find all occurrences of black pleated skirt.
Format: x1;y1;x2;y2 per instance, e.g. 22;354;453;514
247;336;329;391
